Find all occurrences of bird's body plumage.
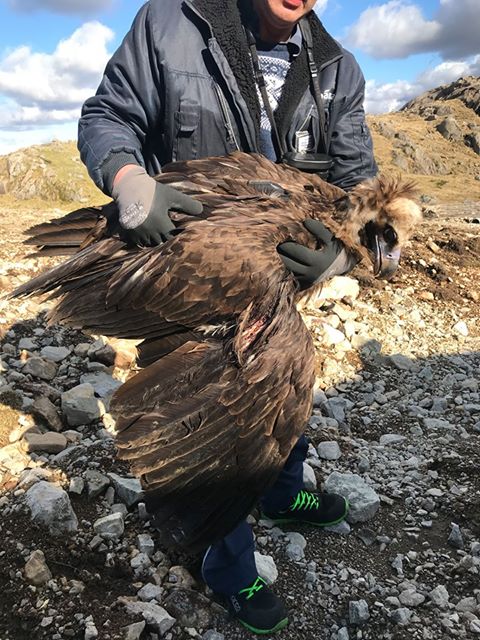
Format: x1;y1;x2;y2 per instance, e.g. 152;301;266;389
14;152;421;551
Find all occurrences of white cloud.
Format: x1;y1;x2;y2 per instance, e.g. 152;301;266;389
347;0;480;60
365;54;480;113
365;79;416;114
7;0;113;14
314;0;328;15
347;1;440;59
0;22;113;130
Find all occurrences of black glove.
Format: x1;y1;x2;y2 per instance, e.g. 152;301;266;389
277;219;357;290
113;166;203;246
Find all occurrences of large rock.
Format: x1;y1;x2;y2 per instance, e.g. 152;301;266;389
108;472;144;507
349;599;370;625
31;396;63;432
436;116;463;141
324;472;380;523
22;432;67;453
22;357;57;381
25;481;78;535
40;346;70;362
61;383;105;426
318;441;342;460
85;470;110;499
119;599;175;635
465;130;480;155
80;372;122;398
93;513;124;539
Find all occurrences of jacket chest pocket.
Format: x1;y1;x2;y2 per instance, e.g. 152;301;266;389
173;103;199;161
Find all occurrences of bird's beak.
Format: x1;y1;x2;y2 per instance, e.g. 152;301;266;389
363;222;401;279
372;234;401;279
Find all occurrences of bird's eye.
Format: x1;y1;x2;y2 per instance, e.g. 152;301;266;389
383;225;398;245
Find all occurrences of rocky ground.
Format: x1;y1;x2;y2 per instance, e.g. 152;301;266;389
0;198;479;640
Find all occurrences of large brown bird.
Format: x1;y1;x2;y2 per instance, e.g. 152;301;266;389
14;152;421;551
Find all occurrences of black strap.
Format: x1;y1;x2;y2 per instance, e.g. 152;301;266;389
299;18;328;154
245;28;286;160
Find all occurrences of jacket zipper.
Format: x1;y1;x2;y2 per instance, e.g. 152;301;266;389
213;81;240;151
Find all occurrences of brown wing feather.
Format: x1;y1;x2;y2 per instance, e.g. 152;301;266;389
112;297;314;551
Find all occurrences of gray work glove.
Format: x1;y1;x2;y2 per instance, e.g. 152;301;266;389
112;166;203;246
278;219;358;291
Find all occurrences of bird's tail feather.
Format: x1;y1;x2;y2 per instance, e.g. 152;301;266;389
22;205;113;256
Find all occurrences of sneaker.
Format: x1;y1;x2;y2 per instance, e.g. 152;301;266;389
262;490;349;527
227;576;288;635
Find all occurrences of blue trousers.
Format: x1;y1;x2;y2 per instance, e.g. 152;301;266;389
202;434;309;595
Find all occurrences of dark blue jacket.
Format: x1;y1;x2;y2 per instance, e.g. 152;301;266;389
78;0;377;194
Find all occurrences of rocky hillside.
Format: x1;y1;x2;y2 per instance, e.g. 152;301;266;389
0;141;106;207
367;75;480;203
402;75;480;117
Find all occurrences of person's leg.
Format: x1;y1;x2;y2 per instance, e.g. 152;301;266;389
202;519;288;634
260;434;309;513
201;519;257;595
261;433;349;526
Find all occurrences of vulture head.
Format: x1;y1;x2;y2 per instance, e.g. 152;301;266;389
329;176;422;279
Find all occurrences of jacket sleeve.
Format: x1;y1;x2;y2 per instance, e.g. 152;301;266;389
327;51;378;191
78;2;163;195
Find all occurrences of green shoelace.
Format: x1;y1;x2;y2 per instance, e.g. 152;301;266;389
239;576;267;601
290;490;320;511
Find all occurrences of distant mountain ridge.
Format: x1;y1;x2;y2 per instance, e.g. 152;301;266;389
366;75;480;202
402;75;480;117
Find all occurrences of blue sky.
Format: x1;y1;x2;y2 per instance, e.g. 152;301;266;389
0;0;478;154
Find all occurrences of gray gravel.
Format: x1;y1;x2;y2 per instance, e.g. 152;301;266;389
1;222;479;640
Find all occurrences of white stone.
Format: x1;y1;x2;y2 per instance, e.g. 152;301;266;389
137;583;163;602
302;463;317;490
61;383;105;426
80;372;122;398
399;589;425;607
322;323;346;346
121;621;146;640
93;513;124;539
423;417;453;430
391;608;412;626
429;585;449;608
319;276;360;302
318;441;342;460
453;321;469;337
349;599;370;625
25;481;78;535
119;599;176;635
18;337;37;350
254;552;278;585
379;434;407;446
108;472;144;506
324;472;380;523
137;533;155;557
